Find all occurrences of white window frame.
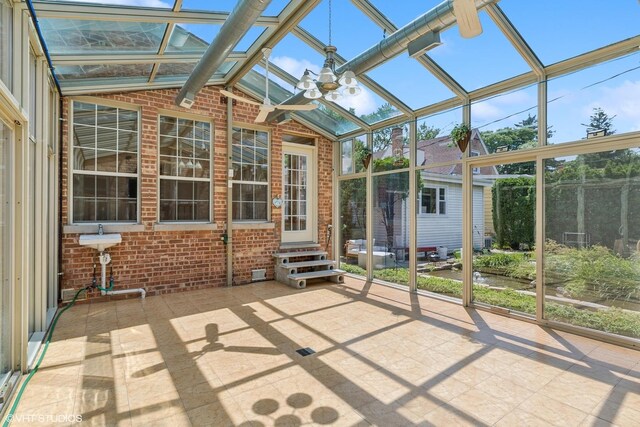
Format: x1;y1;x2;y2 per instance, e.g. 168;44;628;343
231;125;270;222
68;97;141;225
420;186;446;215
157;112;213;223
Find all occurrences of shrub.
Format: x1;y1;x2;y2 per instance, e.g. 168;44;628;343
473;252;535;280
492;178;535;249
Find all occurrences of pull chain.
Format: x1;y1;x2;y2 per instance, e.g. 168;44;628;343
328;0;332;46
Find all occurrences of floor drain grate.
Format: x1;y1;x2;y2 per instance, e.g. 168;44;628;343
296;347;316;357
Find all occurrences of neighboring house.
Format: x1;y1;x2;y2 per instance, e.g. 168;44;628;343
372;127;498;255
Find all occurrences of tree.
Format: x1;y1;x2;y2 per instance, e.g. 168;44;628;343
479;114;554;175
417;122;440;141
582;107;616;136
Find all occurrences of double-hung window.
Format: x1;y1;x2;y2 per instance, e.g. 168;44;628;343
158;115;212;222
71;101;139;222
231;127;269;221
420;187;446;215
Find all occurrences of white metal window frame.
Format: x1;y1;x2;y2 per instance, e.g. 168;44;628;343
230;124;271;223
156;111;214;224
67;96;141;226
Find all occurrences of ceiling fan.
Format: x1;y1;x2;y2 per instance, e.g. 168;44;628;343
220;48;318;123
453;0;483;38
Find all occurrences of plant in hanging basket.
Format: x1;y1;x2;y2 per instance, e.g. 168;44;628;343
359;146;373;169
450;123;471;153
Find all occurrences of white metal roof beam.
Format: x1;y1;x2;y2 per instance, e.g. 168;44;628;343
225;0;321;86
263;59;371;131
50;53;246;66
32;2;280;26
545;35;640;79
485;3;544;78
149;0;183;83
350;0;468;100
60;78;225;96
291;26;413;117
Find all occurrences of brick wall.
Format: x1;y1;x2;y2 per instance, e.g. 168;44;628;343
60;85;334;301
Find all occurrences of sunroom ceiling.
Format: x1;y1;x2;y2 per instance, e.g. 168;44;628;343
33;0;640;137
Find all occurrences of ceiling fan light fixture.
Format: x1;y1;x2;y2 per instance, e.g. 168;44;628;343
343;85;361;96
296;71;315;90
324;89;342;102
317;66;337;83
303;87;322;99
338;70;358;87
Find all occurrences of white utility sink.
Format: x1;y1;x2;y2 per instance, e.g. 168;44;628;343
79;233;122;252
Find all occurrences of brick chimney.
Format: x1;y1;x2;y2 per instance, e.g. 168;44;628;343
391;126;404;158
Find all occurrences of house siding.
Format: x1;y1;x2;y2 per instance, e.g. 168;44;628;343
60;86;333;302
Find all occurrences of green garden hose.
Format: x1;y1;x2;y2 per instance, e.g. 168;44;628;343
2;286;90;427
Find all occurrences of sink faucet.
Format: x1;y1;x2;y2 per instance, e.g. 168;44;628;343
98;224;104;235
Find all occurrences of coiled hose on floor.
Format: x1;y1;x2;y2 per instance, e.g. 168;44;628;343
2;286;90;427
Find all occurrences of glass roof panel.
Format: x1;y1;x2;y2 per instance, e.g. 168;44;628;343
166;24;264;53
299;0;384;60
56;64;152;80
367;54;456;110
154;61;235;82
181;0;290;15
39;19;166;54
36;0;172;8
368;0;440;28
166;24;218;53
500;0;640;65
428;10;532;91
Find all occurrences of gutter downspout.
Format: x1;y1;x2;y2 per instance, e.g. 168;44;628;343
267;0;495;121
176;0;272;108
226;93;233;287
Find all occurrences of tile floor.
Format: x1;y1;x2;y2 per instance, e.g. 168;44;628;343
3;278;640;426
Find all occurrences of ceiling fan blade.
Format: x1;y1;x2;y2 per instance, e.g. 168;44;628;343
220;89;261;106
276;104;318;112
453;0;483;38
254;105;275;123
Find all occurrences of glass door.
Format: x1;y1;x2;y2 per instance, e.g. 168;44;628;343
282;144;315;243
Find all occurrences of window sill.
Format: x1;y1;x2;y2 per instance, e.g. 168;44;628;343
153;223;218;232
232;222;275;230
63;224;145;234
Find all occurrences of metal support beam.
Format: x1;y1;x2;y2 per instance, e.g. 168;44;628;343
351;0;468;99
225;0;321;86
176;0;272;107
49;53;246;66
149;0;182;83
485;3;544;78
32;2;279;26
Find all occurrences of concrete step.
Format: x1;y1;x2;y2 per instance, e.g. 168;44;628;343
273;251;327;262
286;269;345;289
279;242;321;251
283;260;335;269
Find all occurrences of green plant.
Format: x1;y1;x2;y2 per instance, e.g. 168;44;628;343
450;122;471;145
492;177;536;249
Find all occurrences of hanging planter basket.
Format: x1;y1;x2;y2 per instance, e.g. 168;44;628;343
450;123;471;153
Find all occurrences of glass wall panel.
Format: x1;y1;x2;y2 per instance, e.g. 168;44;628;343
544;148;640;339
416;107;463;167
339;178;366;277
372;171;410;285
0;0;12;89
340;135;367;176
0;121;11;384
372;123;408;173
472;161;536;316
415;167;463;300
471;84;540;154
547;52;640;144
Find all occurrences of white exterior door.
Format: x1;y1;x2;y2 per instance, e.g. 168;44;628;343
282;143;316;243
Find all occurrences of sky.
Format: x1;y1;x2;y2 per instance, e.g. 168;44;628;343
48;0;640;142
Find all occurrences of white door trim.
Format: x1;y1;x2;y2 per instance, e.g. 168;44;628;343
282;142;317;243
